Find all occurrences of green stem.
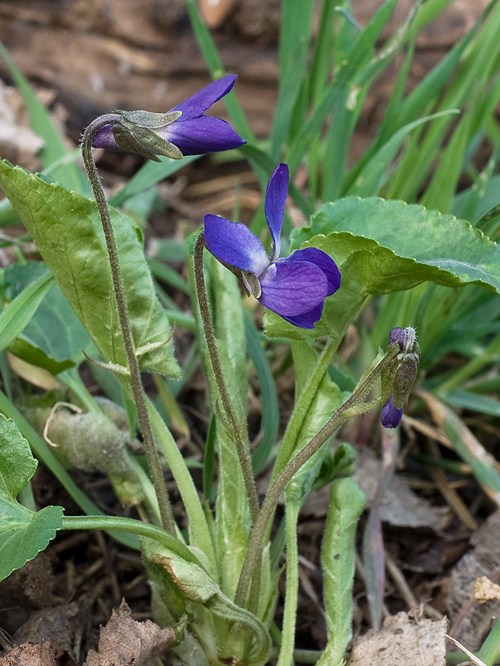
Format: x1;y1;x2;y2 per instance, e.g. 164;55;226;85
81;117;175;535
61;515;201;566
193;232;259;524
276;497;300;666
234;344;399;607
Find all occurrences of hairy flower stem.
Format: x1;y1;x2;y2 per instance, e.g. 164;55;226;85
81;116;175;535
234;343;400;608
194;232;259;524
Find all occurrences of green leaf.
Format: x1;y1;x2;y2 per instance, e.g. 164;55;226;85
0;161;180;378
0;413;63;581
210;258;250;600
0;269;54;355
299;197;500;292
317;478;365;666
4;262;93;373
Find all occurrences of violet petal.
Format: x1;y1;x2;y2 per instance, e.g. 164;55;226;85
170;75;238;118
281;302;325;329
161;115;245;155
388;327;405;351
259;259;328;317
286;247;341;296
381;396;404;428
92;125;119;151
204;214;269;275
265;163;289;262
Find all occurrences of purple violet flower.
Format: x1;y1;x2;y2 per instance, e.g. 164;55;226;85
204;163;341;329
92;75;246;157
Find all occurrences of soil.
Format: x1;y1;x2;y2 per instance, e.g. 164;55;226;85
0;1;498;664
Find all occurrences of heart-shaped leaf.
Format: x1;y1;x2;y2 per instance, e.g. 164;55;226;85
0;413;62;581
264;197;500;340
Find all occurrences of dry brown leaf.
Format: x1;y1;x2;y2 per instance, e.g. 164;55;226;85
355;446;451;530
84;600;175;666
474;576;500;603
348;612;448;665
301;446;450;530
12;600;84;660
0;638;57;666
0;80;44;171
447;511;500;650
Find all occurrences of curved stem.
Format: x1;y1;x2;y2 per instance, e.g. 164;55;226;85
81;117;175;534
61;515;200;566
234;344;399;607
193;232;259;524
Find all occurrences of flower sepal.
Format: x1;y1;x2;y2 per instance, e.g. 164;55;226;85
111;110;183;161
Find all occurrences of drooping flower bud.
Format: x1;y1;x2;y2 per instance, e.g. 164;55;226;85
92;75;246;160
381;326;420;428
107;110;184;162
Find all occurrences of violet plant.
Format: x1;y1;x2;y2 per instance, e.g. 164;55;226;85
1;1;500;664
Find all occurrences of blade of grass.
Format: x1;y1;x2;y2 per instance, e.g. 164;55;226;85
478;616;500;666
444;390;500;419
423;73;500;212
108;155;199;207
389;0;500;201
0;272;54;353
421;391;500;506
148;258;189;294
203;415;216;503
270;0;315;159
186;0;255;143
346;110;459;197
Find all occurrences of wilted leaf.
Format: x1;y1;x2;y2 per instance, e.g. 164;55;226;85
12;600;84;660
0;638;57;666
353;446;451;530
84;600;175;666
348;612;448;666
447;511;500;650
474;576;500;603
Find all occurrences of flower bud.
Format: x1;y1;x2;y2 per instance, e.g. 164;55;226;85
381;326;420;428
381;396;404;429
